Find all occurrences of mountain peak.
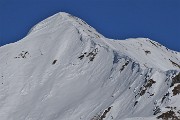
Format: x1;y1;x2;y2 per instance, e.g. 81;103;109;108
0;12;180;120
28;12;103;39
1;12;180;71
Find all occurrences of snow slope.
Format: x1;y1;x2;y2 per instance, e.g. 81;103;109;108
0;12;180;120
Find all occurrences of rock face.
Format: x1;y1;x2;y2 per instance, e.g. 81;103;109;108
0;12;180;120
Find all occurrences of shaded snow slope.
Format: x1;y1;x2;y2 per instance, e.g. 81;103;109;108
0;12;180;120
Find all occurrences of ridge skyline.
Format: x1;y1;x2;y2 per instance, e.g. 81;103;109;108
0;0;180;51
1;11;180;53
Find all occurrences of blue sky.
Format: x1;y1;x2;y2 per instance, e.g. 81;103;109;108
0;0;180;51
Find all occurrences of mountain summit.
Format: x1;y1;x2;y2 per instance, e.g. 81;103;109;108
0;12;180;120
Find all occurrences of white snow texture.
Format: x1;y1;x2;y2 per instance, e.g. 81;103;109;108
0;12;180;120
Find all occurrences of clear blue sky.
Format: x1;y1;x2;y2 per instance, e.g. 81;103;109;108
0;0;180;51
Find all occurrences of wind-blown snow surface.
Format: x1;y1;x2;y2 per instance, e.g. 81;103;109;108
0;12;180;120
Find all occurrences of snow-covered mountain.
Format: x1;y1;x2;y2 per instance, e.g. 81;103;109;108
0;12;180;120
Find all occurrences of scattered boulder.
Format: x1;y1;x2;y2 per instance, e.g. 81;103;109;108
52;60;57;65
137;79;156;97
145;50;151;55
14;51;30;59
171;73;180;87
172;84;180;96
157;110;179;120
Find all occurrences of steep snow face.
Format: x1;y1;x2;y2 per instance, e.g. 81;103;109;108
0;12;180;120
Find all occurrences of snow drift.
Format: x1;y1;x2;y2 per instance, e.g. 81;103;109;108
0;12;180;120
